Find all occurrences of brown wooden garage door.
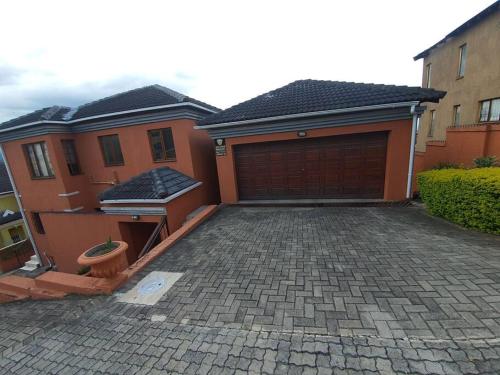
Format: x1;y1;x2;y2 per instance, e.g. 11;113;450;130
234;132;388;200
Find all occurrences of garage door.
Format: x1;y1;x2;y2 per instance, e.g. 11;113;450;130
234;132;387;200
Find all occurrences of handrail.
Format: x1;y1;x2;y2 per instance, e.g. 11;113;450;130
137;216;168;259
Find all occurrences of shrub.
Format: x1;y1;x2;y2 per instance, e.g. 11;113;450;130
417;167;500;234
432;161;461;170
77;265;91;275
474;156;498;168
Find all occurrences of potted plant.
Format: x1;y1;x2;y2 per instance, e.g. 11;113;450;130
77;237;128;278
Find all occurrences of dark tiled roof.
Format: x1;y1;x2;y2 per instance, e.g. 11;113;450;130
414;1;499;60
0;211;22;226
0;162;13;194
71;85;219;120
100;167;199;201
198;80;446;126
0;106;70;131
0;85;218;130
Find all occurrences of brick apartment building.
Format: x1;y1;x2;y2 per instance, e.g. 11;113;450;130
413;1;500;171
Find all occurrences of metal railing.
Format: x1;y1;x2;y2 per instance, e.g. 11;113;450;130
137;216;169;259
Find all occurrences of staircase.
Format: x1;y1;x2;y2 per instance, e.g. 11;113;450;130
21;255;41;272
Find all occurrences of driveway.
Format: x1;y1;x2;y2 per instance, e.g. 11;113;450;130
2;206;500;374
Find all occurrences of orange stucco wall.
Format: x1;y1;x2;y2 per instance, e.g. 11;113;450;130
39;211;161;273
165;185;206;234
414;123;500;173
2;116;219;270
215;120;413;203
2;118;218;213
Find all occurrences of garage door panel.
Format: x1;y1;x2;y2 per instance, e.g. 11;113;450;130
235;132;387;200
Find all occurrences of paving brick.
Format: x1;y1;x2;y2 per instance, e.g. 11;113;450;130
1;207;500;374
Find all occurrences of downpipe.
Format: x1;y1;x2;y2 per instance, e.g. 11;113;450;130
406;105;419;199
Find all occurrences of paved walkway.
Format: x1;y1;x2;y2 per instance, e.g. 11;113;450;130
1;206;500;374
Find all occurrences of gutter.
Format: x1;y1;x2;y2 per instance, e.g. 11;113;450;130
100;181;202;204
195;101;420;129
0;102;217;134
406;105;419;199
0;145;44;266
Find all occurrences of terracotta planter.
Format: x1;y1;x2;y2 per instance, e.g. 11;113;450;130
77;241;128;278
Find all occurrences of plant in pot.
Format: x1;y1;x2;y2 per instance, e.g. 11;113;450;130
77;237;128;278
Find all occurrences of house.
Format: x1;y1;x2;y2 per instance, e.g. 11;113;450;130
196;80;445;203
0;85;219;273
413;1;500;171
0;162;34;272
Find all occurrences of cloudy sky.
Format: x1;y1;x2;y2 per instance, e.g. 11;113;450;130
0;0;494;122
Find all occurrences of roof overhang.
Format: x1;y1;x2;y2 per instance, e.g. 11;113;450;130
195;101;420;130
100;181;202;205
0;102;217;135
100;206;167;216
414;1;499;60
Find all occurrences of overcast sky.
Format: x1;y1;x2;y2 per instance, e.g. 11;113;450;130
0;0;494;122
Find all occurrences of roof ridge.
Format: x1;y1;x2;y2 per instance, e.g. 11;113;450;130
0;106;54;127
41;105;69;120
71;84;158;113
152;85;186;102
150;168;170;197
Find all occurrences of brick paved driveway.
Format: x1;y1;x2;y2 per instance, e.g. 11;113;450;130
2;206;500;374
130;206;500;340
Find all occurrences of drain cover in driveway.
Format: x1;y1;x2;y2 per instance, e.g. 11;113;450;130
117;271;183;305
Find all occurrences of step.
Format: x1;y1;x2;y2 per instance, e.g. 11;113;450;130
30;255;40;262
24;260;40;267
20;264;38;271
0;275;36;294
30;287;66;300
0;288;28;303
36;271;126;295
0;275;66;302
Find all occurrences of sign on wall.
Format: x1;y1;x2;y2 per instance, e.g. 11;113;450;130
214;138;226;156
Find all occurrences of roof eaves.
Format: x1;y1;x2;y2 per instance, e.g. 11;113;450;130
196;101;422;129
100;181;202;204
414;1;499;60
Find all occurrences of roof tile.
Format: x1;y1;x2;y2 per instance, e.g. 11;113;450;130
99;167;199;201
198;80;446;126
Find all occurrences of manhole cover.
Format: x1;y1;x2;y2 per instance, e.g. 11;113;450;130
138;277;166;296
117;271;183;305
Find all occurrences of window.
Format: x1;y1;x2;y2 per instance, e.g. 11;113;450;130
453;105;461;127
425;63;432;88
457;44;467;78
479;98;500;122
427;110;436;137
61;139;82;175
23;142;54;178
8;226;24;243
31;212;45;234
98;135;124;166
148;128;176;162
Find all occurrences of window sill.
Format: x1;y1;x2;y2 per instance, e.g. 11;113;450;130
103;163;124;167
30;176;55;180
153;159;177;163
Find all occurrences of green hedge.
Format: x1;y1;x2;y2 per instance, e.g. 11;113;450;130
417;167;500;234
